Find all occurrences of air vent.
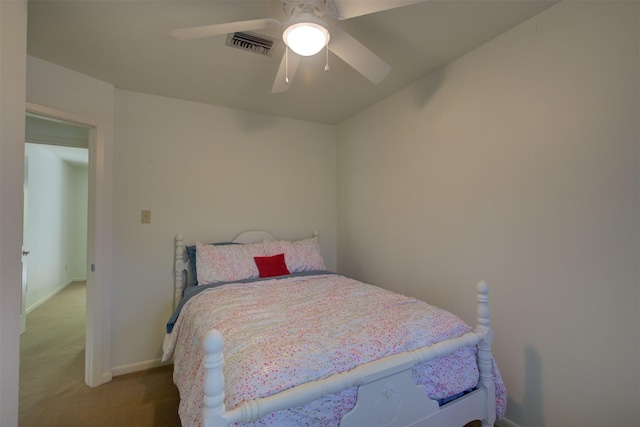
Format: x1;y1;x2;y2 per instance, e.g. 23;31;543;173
225;32;276;57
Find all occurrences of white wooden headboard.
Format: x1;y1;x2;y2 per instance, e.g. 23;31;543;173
174;230;318;309
231;230;277;244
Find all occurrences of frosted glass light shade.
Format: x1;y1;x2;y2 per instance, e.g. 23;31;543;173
283;22;329;56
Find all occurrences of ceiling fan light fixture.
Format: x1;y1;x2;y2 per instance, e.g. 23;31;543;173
283;16;329;57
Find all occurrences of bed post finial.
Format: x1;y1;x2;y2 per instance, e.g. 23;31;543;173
476;280;490;335
475;280;496;427
203;330;228;427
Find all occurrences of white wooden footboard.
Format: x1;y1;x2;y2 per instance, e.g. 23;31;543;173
200;281;497;427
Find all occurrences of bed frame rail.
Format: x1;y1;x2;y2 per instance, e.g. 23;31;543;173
201;281;496;427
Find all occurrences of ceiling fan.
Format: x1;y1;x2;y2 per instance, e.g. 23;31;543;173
170;0;423;93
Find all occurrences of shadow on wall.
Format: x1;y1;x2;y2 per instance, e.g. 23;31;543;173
231;108;279;134
412;66;446;109
337;250;367;282
507;345;545;427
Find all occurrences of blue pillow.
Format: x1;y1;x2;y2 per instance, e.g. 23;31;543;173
186;242;239;285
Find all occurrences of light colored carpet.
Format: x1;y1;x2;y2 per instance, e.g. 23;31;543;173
19;281;180;427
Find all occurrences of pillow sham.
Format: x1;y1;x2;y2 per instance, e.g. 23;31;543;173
254;253;290;278
196;241;266;285
264;237;325;273
186;242;237;285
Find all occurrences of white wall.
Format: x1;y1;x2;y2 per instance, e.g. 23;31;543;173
337;2;639;426
24;143;87;311
72;166;88;278
111;89;337;370
0;1;27;425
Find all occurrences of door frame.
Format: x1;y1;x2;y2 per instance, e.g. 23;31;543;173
25;102;112;387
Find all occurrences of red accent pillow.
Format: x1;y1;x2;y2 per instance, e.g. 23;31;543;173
254;253;290;278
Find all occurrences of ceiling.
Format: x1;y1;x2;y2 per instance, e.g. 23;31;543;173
27;0;557;125
40;144;89;168
26;115;89;167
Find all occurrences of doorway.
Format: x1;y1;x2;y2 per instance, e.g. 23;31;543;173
22;113;90;383
23;102;110;389
23;115;90;323
21;144;89;330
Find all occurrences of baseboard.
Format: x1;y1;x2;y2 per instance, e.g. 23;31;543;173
496;417;521;427
26;278;77;314
110;358;171;377
101;371;113;385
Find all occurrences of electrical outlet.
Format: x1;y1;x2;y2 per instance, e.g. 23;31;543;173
141;210;151;224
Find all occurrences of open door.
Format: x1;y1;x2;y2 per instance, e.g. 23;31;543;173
21;155;29;335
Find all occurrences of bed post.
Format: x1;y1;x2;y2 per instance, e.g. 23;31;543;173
203;330;228;427
475;280;496;427
175;234;187;310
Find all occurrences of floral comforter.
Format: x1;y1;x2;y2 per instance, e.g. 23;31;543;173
163;273;506;426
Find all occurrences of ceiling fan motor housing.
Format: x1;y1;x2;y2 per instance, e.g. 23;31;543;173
283;0;332;19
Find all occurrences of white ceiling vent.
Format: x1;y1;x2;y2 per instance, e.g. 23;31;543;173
225;32;276;57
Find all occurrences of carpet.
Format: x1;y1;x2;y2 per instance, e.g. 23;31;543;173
19;281;180;427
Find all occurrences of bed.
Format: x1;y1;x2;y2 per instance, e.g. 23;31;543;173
163;231;506;427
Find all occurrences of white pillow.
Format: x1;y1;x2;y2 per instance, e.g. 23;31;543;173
264;237;325;273
195;241;265;285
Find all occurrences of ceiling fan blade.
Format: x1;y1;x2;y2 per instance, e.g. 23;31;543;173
330;0;426;20
272;51;301;93
171;18;280;41
328;28;390;84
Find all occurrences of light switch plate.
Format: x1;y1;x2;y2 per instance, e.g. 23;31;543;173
141;210;151;224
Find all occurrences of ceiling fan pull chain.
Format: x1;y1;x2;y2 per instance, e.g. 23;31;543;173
324;43;330;72
285;47;290;84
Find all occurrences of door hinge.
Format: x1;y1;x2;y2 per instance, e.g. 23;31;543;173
91;264;95;272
